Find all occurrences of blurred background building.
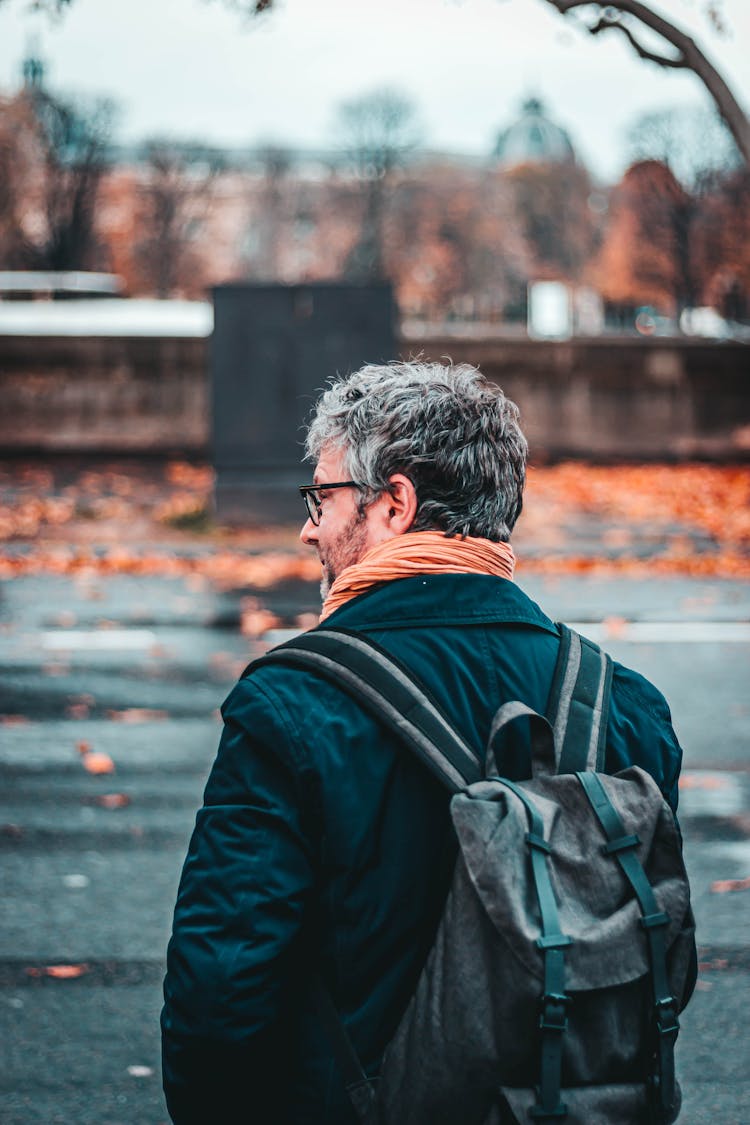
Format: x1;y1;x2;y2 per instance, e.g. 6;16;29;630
2;50;747;337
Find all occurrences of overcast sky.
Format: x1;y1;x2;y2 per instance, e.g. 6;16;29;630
1;0;748;183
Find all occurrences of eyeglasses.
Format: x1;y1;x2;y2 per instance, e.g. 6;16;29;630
299;480;362;526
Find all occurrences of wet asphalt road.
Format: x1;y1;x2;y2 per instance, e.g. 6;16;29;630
1;572;749;1124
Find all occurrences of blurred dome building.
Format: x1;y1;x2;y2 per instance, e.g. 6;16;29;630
494;96;576;167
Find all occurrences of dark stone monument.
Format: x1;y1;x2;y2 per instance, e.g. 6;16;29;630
211;282;397;524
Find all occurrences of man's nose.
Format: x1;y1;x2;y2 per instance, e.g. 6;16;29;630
300;517;318;546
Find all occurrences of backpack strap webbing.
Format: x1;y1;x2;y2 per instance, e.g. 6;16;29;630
500;780;572;1122
245;627;482;793
245;626;483;1120
547;624;614;775
577;771;680;1124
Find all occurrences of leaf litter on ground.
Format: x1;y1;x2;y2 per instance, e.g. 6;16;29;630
0;460;748;580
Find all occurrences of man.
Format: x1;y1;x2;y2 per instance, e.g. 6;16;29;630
161;361;685;1124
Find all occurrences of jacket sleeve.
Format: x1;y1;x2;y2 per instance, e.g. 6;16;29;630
161;674;317;1124
606;662;685;815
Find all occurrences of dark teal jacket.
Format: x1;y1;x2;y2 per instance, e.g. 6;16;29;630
161;575;684;1124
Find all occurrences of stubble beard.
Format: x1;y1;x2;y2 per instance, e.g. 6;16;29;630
319;509;368;602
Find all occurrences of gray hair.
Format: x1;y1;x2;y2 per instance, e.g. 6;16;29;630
304;360;527;541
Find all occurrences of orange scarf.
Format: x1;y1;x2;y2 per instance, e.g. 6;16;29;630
320;530;515;621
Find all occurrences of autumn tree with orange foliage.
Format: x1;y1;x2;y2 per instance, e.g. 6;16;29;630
595;159;692;316
595;141;750;322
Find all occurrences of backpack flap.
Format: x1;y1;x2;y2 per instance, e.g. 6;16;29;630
451;765;690;991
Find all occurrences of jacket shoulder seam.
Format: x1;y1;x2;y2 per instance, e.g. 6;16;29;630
614;676;670;724
238;671;313;775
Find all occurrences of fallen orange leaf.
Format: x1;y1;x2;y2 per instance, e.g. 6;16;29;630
679;774;729;790
2;462;749;580
82;751;115;775
94;793;131;809
26;964;90;979
710;877;750;894
46;964;89;978
239;597;281;638
42;662;70;677
53;610;77;627
106;708;168;723
603;616;628;638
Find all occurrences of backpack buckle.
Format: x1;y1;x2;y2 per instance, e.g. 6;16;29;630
655;997;680;1038
602;832;640;854
539;992;570;1033
639;911;669;930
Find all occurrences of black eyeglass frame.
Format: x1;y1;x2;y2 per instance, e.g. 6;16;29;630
299;480;363;525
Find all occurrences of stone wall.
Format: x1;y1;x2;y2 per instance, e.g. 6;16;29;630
0;335;208;455
0;331;748;460
411;335;750;460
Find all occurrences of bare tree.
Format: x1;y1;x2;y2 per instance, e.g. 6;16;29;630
1;77;117;271
2;0;73;11
13;0;747;161
387;163;535;322
0;97;37;266
32;91;116;270
231;0;750;165
541;1;750;164
135;138;225;297
214;0;750;166
506;160;602;281
243;144;292;279
336;87;420;280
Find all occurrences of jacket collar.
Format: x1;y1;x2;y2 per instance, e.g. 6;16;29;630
320;573;558;635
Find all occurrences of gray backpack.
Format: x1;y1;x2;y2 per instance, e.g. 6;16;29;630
259;624;695;1124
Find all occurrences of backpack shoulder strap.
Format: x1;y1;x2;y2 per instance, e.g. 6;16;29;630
546;624;614;774
248;628;482;1105
245;626;482;793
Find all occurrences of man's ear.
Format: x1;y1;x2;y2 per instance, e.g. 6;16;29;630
385;473;417;533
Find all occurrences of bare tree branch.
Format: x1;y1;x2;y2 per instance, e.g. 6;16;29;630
337;88;420;280
5;0;747;165
542;1;750;164
589;15;685;68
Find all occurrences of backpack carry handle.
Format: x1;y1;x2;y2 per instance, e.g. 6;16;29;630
486;700;557;779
